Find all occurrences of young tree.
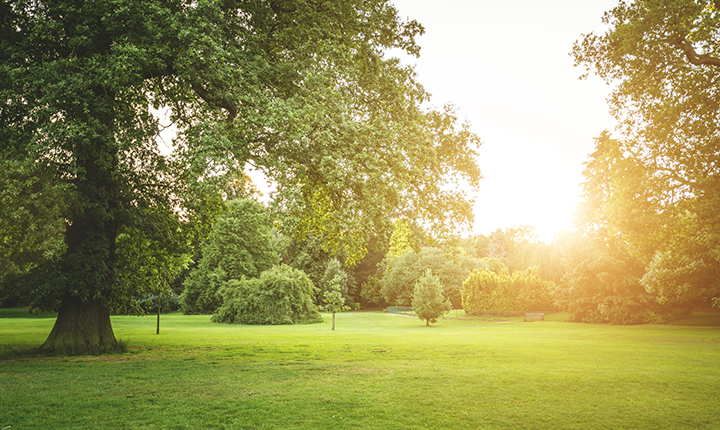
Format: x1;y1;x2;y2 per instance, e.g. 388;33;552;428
412;269;451;326
0;0;482;353
323;276;350;330
318;258;355;305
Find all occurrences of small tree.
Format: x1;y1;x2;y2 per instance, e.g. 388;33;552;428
323;276;350;330
412;269;451;326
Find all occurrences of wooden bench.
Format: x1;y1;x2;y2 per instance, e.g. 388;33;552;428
523;312;545;321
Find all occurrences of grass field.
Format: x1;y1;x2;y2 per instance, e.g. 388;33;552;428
1;309;719;429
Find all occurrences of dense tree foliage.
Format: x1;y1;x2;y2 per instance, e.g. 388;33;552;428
574;0;720;308
558;134;681;324
352;238;385;307
412;269;451;326
180;199;277;314
380;247;480;308
553;234;678;324
279;233;358;304
461;266;555;314
212;265;321;325
0;0;481;353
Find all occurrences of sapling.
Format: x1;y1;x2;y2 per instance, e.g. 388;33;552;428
323;275;350;330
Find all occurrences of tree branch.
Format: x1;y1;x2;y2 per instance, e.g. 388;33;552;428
190;83;237;122
681;39;720;68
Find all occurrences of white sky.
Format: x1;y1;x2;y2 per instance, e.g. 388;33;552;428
388;0;620;242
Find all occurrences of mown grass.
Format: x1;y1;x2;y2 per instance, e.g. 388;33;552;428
1;309;719;429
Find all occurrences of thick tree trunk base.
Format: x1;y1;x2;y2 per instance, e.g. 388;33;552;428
40;297;117;355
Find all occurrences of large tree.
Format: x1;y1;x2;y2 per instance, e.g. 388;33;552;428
0;0;481;354
573;0;720;307
179;199;278;314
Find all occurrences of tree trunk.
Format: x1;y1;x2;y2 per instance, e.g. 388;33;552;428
426;319;429;326
40;296;117;355
39;85;120;355
332;313;335;330
157;295;161;335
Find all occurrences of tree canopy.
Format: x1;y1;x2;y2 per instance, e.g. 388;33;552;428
0;0;482;354
573;0;720;308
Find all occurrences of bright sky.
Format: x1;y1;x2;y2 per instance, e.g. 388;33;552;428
389;0;620;242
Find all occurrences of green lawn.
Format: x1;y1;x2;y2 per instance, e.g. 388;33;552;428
1;310;719;429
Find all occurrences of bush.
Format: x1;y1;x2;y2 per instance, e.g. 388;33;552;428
212;265;322;325
461;267;555;312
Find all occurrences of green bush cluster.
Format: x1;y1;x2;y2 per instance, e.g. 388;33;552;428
212;265;322;325
554;250;675;325
461;267;555;312
381;247;479;308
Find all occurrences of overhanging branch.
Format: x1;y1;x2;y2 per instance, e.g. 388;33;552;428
681;40;720;68
191;83;237;122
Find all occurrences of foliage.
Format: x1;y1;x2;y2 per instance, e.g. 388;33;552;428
553;235;675;325
360;262;388;307
573;0;720;307
281;233;358;304
641;212;720;307
180;200;278;314
212;265;321;325
458;234;491;259
319;258;355;304
0;0;481;353
479;257;508;274
381;247;480;308
323;277;351;315
461;267;555;313
284;234;332;293
353;238;385;306
412;269;451;326
387;219;419;258
487;229;509;261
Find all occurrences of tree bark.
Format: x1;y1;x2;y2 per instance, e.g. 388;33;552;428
40;296;117;355
332;313;335;330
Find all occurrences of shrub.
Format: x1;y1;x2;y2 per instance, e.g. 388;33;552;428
212;265;322;325
461;267;555;312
